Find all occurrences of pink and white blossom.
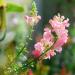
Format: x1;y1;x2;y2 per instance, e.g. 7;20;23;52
25;15;41;26
32;14;69;59
34;42;44;52
49;14;69;49
45;50;56;59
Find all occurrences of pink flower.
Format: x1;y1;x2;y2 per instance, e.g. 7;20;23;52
32;50;41;58
32;28;54;59
32;14;70;59
49;14;69;48
49;50;56;56
45;50;56;59
49;14;69;29
63;18;70;27
44;27;50;32
25;16;33;25
49;19;62;29
41;28;54;47
54;37;66;48
34;42;44;52
25;15;41;26
53;29;68;38
55;47;62;53
43;28;53;42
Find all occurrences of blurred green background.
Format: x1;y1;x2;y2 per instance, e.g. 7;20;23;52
0;0;75;75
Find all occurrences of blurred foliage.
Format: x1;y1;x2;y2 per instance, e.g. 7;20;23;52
0;0;6;6
0;0;32;75
6;3;24;12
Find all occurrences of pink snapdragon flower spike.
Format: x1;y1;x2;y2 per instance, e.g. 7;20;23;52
25;15;41;26
32;14;70;59
49;14;69;52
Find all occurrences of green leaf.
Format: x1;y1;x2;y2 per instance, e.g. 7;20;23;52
6;3;24;12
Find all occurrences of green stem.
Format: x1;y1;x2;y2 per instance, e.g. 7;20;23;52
17;43;55;74
5;26;34;70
